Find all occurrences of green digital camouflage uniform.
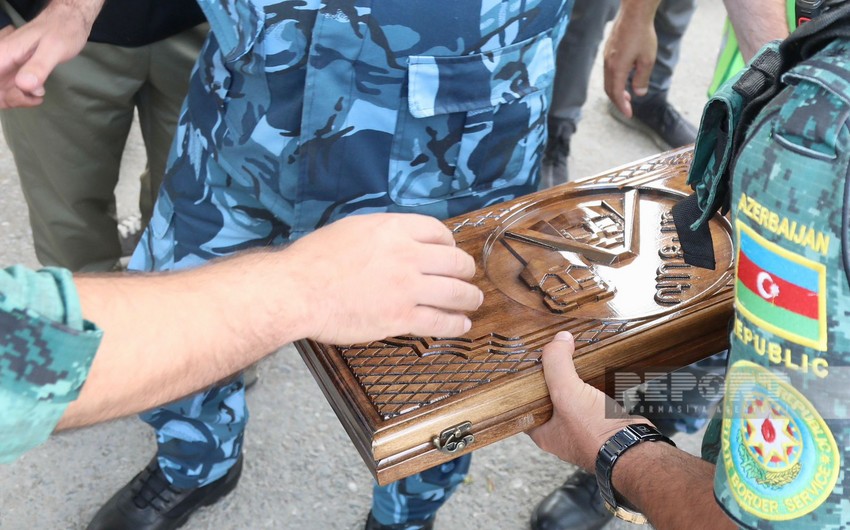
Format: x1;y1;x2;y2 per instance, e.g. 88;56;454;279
0;266;102;462
702;38;850;528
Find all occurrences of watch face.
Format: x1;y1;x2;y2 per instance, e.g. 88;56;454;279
628;423;660;437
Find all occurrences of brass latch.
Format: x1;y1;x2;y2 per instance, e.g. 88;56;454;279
433;421;475;454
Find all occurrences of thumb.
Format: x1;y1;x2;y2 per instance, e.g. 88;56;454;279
15;39;67;96
15;69;44;96
541;331;580;396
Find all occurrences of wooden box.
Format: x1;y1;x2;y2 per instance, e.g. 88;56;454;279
295;147;734;485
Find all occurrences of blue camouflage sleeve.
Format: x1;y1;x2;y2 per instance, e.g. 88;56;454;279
0;265;102;463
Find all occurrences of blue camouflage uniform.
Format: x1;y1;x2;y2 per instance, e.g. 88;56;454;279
0;266;102;462
129;0;574;524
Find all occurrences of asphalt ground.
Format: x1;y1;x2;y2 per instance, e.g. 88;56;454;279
0;2;724;528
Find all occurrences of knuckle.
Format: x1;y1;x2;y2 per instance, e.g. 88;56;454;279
428;219;452;241
451;249;465;275
449;281;464;305
430;310;445;332
428;214;447;231
452;249;474;278
457;284;478;310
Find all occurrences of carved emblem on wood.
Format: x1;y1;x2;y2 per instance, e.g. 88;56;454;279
485;186;731;321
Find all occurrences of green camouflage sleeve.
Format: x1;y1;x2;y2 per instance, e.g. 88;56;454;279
0;265;102;463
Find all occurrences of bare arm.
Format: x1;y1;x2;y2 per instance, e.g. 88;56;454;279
603;0;662;118
611;439;735;530
59;213;482;429
723;0;788;62
527;334;736;530
0;0;105;108
724;0;789;63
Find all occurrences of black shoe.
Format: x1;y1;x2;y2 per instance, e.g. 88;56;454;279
87;455;243;530
608;94;698;150
530;469;612;530
364;511;434;530
540;117;575;189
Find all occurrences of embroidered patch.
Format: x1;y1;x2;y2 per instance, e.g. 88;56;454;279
735;222;828;351
722;361;839;520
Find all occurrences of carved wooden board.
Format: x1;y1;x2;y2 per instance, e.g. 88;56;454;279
296;147;734;485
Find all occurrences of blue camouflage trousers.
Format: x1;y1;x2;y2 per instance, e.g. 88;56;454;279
129;153;474;518
129;153;282;489
371;455;471;526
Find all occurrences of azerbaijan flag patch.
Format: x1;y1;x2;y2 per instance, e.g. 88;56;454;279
735;222;827;351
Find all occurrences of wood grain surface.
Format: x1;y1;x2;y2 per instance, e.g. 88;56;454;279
296;146;734;485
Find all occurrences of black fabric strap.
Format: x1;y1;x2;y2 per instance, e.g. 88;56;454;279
732;47;783;102
731;48;785;169
672;194;716;270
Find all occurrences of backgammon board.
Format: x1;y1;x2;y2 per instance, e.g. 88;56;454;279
295;146;734;485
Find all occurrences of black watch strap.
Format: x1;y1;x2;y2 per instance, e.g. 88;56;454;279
595;423;675;524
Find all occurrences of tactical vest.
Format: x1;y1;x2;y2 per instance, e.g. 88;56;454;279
692;27;850;529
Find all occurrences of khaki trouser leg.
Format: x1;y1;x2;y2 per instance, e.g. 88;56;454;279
0;4;205;271
0;29;144;270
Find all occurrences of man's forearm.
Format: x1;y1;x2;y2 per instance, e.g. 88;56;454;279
56;213;482;431
60;249;305;430
611;442;736;530
724;0;789;62
48;0;105;28
603;0;662;116
528;336;739;529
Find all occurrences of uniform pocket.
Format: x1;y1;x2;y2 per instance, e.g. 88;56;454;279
389;30;556;206
780;49;850;159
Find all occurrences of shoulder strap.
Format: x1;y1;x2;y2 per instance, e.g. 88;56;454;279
675;2;850;269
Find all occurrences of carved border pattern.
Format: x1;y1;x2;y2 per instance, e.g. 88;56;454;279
340;319;637;420
584;151;692;188
451;208;511;234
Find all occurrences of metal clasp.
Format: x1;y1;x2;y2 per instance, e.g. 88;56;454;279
433;422;475;454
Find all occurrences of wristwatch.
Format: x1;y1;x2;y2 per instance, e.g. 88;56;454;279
595;423;675;524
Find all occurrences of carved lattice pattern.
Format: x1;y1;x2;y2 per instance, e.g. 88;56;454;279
340;319;636;420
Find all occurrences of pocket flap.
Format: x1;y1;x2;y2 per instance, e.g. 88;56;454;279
407;32;555;119
782;41;850;109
